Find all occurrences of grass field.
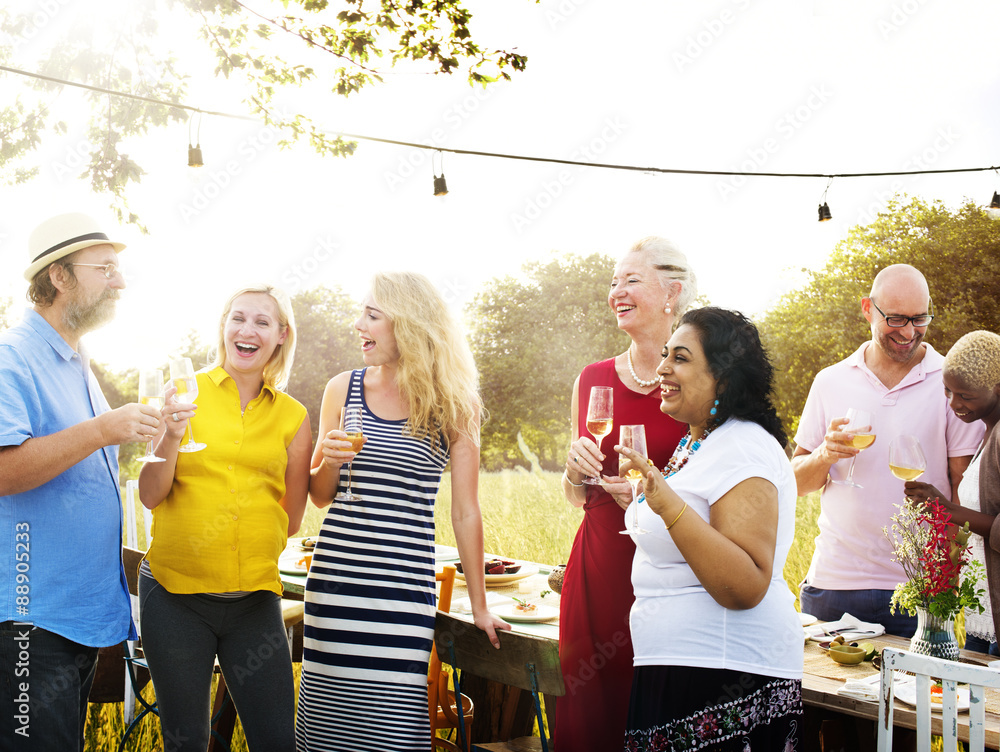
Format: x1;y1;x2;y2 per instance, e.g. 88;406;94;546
87;470;821;750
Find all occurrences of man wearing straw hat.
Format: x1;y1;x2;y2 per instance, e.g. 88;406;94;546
0;213;160;751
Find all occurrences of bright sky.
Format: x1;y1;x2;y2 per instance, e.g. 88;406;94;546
2;0;1000;371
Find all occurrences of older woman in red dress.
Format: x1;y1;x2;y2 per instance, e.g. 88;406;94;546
556;236;697;752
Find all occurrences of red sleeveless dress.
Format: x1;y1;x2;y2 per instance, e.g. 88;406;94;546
554;358;685;752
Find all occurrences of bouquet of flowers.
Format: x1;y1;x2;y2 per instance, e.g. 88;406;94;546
883;499;986;620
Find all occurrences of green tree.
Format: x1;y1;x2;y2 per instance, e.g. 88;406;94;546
468;253;628;471
759;196;1000;437
0;0;529;225
287;285;363;442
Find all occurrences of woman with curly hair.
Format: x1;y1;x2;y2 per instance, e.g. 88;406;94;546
904;330;1000;653
295;272;509;751
615;307;802;751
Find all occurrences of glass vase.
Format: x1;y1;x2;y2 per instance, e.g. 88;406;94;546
908;606;960;661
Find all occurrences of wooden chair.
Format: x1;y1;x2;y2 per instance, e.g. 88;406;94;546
877;647;1000;752
430;565;475;751
434;611;565;752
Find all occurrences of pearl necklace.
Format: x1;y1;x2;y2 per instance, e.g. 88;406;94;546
626;348;659;388
663;425;714;478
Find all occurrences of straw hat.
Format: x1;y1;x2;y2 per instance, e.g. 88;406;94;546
24;213;126;281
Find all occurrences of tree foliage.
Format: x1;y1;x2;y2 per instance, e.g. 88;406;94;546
0;0;529;226
468;254;628;471
287;285;363;441
759;196;1000;437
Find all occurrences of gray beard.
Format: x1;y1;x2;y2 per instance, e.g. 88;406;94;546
63;292;117;334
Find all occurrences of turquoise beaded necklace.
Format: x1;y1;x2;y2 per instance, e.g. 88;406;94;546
662;424;715;479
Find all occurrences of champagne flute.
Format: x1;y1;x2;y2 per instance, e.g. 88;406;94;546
137;369;166;464
335;406;364;502
583;386;614;485
169;357;206;453
831;407;875;488
617;424;650;536
889;434;926;481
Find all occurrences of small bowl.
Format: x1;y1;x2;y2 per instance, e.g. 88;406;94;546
829;645;866;665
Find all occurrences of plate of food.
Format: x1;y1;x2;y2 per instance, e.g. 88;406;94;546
435;544;460;561
279;552;312;575
893;680;970;712
491;600;559;623
455;558;538;586
289;536;318;552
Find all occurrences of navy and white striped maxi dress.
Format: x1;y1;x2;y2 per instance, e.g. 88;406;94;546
296;369;449;751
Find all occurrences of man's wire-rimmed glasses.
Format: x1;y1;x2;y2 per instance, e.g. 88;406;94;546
869;297;934;328
67;262;121;279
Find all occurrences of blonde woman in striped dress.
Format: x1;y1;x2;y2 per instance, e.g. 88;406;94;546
295;272;509;751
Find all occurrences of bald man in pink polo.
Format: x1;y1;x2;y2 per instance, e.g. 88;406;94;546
792;264;983;637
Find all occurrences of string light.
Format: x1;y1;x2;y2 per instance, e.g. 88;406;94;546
187;112;203;167
2;63;999;183
432;151;448;196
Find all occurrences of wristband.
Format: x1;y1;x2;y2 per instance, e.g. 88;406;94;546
563;470;585;488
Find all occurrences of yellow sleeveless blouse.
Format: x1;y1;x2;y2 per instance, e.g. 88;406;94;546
145;367;307;595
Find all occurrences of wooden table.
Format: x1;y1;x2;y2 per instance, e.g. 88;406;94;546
278;544;559;744
279;546;1000;749
802;633;1000;750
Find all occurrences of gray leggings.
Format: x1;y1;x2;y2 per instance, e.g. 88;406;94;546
138;575;295;752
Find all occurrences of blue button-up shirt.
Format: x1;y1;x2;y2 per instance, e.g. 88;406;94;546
0;310;135;646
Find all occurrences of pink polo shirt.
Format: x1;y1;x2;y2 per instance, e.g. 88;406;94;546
795;342;984;591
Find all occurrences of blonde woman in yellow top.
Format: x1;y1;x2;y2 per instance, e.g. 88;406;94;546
137;285;311;752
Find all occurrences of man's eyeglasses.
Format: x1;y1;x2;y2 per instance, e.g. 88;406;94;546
869;298;934;328
67;263;121;279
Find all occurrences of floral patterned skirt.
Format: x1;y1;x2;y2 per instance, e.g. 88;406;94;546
624;665;802;751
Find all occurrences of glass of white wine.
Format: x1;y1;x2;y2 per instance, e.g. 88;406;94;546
618;424;650;536
583;386;614;485
335;406;364;502
169;357;206;453
137;369;166;464
831;407;875;488
889;434;926;481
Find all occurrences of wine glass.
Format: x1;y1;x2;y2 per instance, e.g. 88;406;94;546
137;369;166;464
889;435;926;481
617;424;650;536
169;357;206;453
831;407;874;488
335;406;364;502
583;386;614;485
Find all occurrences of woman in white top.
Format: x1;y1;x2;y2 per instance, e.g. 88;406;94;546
615;307;801;751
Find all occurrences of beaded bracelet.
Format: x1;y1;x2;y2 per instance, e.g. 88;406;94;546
665;503;688;530
563;470;585;488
